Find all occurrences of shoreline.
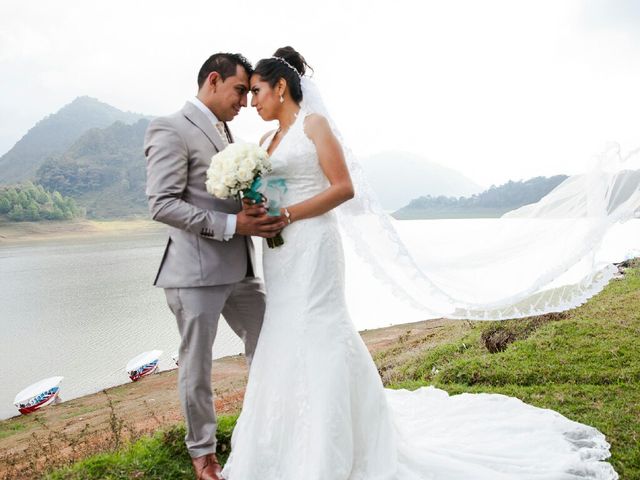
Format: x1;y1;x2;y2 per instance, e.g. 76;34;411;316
0;318;466;476
0;318;458;422
0;218;165;246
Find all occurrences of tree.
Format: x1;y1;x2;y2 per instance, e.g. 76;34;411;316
0;196;10;214
35;184;49;204
23;181;38;201
25;201;40;221
8;204;25;221
5;187;18;204
52;191;65;207
17;191;31;209
50;206;66;220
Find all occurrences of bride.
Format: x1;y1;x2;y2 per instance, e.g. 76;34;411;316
221;46;618;480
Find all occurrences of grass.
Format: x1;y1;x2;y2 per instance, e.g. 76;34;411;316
59;405;100;420
42;260;640;479
386;259;640;479
45;416;238;480
0;421;27;441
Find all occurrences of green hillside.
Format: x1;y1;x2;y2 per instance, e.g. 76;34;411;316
394;175;568;219
36;119;150;218
0;97;146;184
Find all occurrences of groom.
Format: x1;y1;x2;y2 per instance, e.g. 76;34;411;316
144;53;284;480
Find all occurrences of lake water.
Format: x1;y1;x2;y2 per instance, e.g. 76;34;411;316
0;230;244;420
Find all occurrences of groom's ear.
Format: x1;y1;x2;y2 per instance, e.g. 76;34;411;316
208;71;221;92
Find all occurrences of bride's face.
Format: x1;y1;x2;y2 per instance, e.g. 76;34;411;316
250;74;280;121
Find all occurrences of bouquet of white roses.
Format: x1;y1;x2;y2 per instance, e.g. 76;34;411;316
205;143;271;199
205;143;285;248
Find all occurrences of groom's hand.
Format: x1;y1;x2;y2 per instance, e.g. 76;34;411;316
236;210;286;238
242;197;264;215
241;199;266;217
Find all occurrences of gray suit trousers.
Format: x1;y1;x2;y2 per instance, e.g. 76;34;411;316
165;277;265;458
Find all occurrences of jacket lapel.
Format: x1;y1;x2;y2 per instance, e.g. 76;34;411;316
181;102;226;152
224;122;234;143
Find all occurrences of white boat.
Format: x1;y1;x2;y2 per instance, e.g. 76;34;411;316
126;350;162;381
14;376;64;414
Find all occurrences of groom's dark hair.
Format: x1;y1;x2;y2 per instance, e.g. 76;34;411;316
197;53;253;88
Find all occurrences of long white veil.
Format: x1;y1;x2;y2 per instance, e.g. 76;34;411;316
300;77;640;329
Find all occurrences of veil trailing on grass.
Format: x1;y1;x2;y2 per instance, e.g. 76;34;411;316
300;77;640;328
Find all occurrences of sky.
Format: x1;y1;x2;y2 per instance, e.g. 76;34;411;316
1;0;639;187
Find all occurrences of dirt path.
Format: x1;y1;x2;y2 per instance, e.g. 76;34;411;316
0;318;470;478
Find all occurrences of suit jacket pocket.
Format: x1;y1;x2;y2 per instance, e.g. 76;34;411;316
154;237;172;285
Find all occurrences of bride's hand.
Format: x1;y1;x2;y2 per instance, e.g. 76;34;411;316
278;207;292;227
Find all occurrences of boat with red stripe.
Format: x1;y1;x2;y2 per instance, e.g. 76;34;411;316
126;350;163;382
14;376;64;415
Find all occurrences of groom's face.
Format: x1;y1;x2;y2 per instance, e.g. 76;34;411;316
212;65;249;122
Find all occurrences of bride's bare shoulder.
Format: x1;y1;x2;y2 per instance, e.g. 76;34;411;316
302;113;330;138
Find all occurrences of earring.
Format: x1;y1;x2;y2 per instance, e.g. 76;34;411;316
279;95;284;104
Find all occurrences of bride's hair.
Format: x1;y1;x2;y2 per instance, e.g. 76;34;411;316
254;46;313;103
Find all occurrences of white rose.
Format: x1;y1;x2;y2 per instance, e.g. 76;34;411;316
249;152;261;169
212;184;230;198
237;167;253;183
223;174;237;188
222;157;235;173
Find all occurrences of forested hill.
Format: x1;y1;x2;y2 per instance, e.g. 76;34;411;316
393;175;568;219
0;97;147;184
35;119;150;218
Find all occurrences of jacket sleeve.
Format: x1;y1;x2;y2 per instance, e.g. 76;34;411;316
144;117;229;240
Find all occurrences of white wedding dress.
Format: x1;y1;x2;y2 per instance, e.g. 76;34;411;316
221;111;618;480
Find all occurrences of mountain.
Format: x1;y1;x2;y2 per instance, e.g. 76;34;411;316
36;119;150;218
360;152;483;211
0;97;147;184
393;175;569;219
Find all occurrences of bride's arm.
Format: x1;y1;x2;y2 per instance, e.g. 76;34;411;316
284;114;354;223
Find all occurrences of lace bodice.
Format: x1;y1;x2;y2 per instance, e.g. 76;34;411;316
263;110;330;206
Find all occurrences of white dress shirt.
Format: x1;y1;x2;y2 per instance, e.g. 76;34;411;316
187;97;236;241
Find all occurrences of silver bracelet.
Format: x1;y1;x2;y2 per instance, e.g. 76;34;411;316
283;207;292;224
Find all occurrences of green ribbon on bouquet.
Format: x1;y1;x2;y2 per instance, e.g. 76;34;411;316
242;177;265;204
242;177;288;248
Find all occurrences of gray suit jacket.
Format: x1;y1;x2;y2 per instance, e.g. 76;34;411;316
144;102;253;287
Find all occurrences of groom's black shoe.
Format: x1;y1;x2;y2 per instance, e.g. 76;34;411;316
191;453;223;480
